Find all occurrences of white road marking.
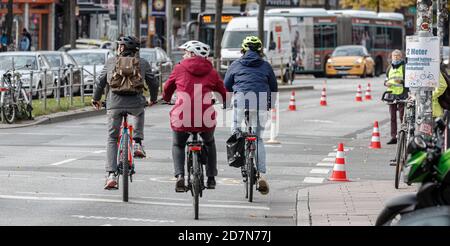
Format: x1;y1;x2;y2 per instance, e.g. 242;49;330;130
328;152;336;157
310;169;330;174
93;150;107;154
303;119;334;124
0;194;270;210
49;158;77;166
265;145;283;148
16;191;62;195
303;177;325;184
71;215;174;224
322;158;335;162
101;224;113;226
316;163;335;167
0;174;31;178
47;176;89;181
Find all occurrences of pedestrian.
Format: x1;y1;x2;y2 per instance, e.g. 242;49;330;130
432;64;449;119
223;36;278;195
23;28;32;51
384;49;408;145
0;30;8;52
161;40;227;192
91;36;159;190
19;29;30;51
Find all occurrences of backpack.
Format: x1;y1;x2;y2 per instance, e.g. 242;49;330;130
438;66;450;110
109;56;144;95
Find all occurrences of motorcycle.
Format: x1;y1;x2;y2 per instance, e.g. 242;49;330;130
375;118;450;226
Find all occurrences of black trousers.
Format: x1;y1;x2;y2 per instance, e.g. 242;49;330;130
172;130;217;178
389;103;405;139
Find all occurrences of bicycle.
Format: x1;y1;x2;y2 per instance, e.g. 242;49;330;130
185;132;206;220
0;69;33;124
391;98;415;189
240;109;260;203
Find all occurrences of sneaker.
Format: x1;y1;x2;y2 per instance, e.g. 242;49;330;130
104;172;118;190
387;138;397;145
134;143;146;158
389;159;397;166
207;177;216;189
175;175;185;192
257;176;269;195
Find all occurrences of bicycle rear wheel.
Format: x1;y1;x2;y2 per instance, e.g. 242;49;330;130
192;152;200;220
247;157;254;203
2;104;16;124
122;135;129;202
395;131;406;189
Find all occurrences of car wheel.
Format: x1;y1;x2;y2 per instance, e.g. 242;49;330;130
360;66;367;78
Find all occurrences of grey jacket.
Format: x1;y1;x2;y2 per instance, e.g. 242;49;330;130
93;56;158;110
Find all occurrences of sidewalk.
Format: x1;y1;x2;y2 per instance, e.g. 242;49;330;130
296;181;416;226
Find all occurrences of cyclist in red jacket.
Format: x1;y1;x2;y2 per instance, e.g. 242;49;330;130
162;41;228;192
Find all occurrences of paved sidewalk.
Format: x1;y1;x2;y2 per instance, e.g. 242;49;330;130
296;180;417;226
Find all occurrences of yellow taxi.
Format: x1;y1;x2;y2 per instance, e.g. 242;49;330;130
326;45;375;78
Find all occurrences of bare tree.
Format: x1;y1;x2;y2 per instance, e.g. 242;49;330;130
214;0;223;69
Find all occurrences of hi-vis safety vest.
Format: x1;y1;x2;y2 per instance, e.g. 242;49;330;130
386;65;404;95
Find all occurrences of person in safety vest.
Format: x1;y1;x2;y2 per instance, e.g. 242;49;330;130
384;49;407;145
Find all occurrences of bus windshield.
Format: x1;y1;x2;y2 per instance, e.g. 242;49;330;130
222;31;267;49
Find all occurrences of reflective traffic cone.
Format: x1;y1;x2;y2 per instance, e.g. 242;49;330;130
355;84;363;102
320;87;327;106
329;143;349;182
370;121;382;149
365;83;372;100
288;90;296;111
266;108;281;144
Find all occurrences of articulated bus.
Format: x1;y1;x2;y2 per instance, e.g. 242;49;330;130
265;8;405;77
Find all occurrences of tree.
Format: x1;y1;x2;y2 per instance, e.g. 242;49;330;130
340;0;416;12
5;0;13;46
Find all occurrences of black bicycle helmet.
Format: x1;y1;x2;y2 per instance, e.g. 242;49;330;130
117;35;140;52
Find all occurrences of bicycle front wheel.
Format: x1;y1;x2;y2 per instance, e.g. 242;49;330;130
122;135;129;202
395;131;406;189
192;152;200;220
2;104;16;124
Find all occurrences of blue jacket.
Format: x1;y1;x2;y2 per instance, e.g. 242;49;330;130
224;50;278;110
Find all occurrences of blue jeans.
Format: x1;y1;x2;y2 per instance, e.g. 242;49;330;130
231;108;268;173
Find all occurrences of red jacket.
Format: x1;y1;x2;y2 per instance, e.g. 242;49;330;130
162;56;227;132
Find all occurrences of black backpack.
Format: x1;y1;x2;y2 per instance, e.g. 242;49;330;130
438;66;450;110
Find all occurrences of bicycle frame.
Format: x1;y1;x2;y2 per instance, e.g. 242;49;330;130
186;132;205;220
117;115;134;172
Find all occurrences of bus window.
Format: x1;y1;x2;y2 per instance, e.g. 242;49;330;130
352;26;371;50
387;27;403;50
374;26;387;49
314;25;321;48
322;25;336;48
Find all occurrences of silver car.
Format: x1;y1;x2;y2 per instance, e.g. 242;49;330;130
68;49;115;92
140;48;173;84
0;52;55;98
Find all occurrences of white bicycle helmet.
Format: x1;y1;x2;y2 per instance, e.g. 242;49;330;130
178;40;210;58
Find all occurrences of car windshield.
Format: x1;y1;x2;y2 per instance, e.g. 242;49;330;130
332;47;366;57
70;53;105;66
222;31;267;49
44;54;63;67
141;51;157;63
0;56;37;70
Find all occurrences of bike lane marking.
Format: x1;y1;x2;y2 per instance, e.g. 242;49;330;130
49;158;77;166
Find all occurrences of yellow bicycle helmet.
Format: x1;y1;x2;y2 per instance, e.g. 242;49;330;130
241;36;262;52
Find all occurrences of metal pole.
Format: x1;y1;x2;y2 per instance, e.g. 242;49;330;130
437;0;448;62
29;71;33;109
166;0;173;60
80;66;85;105
258;0;266;46
70;67;74;106
414;0;435;140
214;0;223;70
118;0;123;37
70;0;76;49
134;0;140;39
57;68;61;107
159;62;163;94
43;69;47;111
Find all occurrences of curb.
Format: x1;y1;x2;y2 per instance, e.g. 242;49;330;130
0;108;106;129
278;85;314;91
296;189;311;226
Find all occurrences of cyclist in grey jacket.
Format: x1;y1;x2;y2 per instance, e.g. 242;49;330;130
92;36;159;189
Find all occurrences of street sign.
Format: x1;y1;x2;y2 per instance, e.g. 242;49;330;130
405;35;440;88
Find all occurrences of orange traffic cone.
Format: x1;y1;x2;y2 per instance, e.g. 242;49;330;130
329;143;349;182
320;87;327;106
365;83;372;100
288;90;296;111
355;84;363;102
370;121;382;149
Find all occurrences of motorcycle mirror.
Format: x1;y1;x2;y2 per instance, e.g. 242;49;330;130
434;118;446;132
407;136;427;154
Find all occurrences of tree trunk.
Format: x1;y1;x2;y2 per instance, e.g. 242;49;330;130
214;0;223;69
134;0;140;40
69;0;76;49
258;0;265;45
200;0;206;13
5;0;13;46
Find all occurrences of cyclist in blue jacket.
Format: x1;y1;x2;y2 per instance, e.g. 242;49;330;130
224;36;278;195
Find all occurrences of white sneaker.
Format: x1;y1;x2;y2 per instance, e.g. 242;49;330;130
104;172;118;190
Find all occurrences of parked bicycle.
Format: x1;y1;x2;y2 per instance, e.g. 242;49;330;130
0;68;33;124
391;98;416;189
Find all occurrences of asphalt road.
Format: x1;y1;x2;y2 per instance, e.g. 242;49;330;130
0;76;398;225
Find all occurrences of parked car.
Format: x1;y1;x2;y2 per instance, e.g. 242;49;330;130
326;45;375;78
140;47;173;84
39;51;82;95
0;52;55;99
68;49;114;92
58;39;114;52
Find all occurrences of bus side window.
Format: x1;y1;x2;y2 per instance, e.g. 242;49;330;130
269;31;275;50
